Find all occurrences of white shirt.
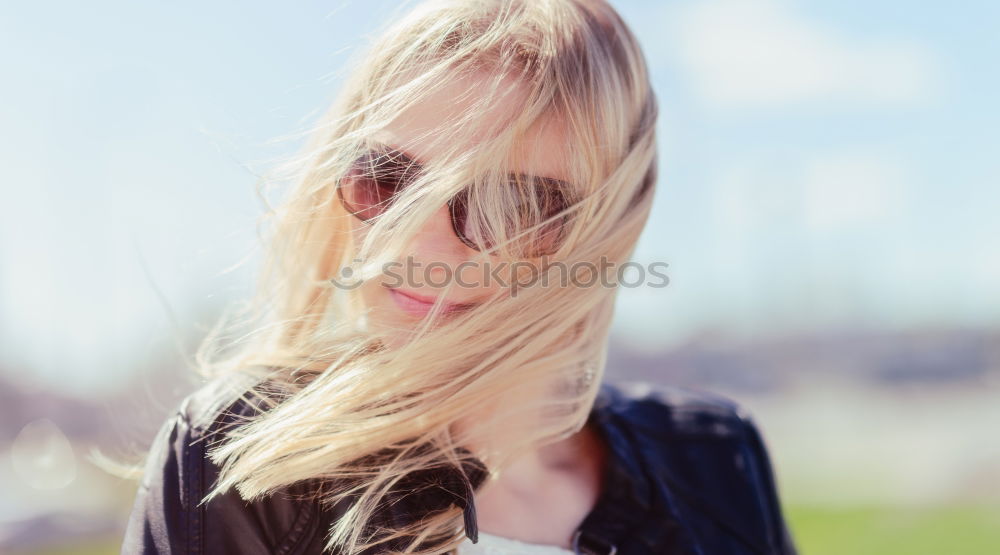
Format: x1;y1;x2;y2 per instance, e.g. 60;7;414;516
457;531;575;554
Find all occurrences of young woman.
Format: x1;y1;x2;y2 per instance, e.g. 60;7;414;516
121;0;798;553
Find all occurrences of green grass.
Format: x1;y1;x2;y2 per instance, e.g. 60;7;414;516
13;536;120;555
786;504;1000;555
13;505;1000;554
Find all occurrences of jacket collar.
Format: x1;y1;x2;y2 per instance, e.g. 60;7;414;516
574;382;703;554
454;382;656;546
455;382;702;554
552;381;657;553
223;371;696;552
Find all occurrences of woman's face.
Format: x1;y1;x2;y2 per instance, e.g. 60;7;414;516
352;71;573;337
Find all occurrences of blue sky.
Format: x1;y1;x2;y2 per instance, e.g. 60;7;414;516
1;0;996;394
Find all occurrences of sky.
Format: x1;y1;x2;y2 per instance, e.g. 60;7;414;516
1;0;997;395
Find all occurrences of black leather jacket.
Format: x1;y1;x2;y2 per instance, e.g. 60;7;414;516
122;371;798;554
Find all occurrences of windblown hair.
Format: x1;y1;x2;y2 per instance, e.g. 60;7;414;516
123;0;658;553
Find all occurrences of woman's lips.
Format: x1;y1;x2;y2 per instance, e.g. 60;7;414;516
385;286;474;317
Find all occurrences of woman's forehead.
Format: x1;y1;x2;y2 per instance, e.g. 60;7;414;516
370;71;573;185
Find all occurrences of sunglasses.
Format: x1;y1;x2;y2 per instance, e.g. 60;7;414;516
336;144;574;257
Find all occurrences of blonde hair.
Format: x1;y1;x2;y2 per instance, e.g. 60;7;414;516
115;0;658;553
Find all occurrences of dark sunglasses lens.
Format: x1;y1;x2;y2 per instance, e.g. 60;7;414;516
448;192;486;251
451;184;569;257
338;150;409;221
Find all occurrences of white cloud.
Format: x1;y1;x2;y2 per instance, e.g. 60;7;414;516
665;0;938;108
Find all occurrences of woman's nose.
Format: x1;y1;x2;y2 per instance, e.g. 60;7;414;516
404;204;477;281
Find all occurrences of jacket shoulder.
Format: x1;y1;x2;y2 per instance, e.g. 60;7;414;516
599;380;753;438
598;380;799;555
176;368;274;434
121;370;332;555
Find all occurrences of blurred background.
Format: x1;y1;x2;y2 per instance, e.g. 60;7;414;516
1;0;997;553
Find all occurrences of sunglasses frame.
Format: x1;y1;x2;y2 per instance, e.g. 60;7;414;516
335;146;573;257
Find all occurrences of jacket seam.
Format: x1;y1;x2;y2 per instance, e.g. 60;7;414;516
177;409;204;555
273;495;317;555
180;395;315;555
